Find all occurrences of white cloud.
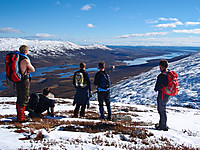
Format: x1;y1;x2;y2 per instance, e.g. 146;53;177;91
156;23;176;28
56;1;70;8
56;1;61;5
159;17;179;21
35;33;56;38
145;19;158;24
159;17;168;21
87;24;95;28
81;4;95;11
110;7;120;11
117;32;168;38
173;28;200;34
156;21;183;28
0;27;24;33
185;22;200;26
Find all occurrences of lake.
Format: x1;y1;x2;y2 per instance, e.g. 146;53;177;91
0;65;98;91
123;51;190;66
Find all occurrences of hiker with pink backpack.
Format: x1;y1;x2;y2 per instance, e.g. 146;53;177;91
154;59;179;131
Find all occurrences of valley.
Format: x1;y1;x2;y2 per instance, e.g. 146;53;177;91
0;45;197;98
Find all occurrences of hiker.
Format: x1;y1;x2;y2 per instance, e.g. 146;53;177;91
154;59;170;131
15;45;35;122
94;61;114;120
28;88;55;118
73;63;92;118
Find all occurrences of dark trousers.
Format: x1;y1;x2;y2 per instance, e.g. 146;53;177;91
74;104;86;117
157;91;170;129
98;91;112;119
16;79;30;107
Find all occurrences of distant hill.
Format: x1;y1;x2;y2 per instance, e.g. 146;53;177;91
0;38;112;57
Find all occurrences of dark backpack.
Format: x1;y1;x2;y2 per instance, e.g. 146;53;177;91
26;93;40;112
74;72;87;88
100;72;111;89
5;51;29;82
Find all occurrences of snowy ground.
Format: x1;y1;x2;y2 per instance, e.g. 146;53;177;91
111;51;200;109
0;97;200;149
1;50;200;149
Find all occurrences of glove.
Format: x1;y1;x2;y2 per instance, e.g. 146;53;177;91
89;93;92;98
89;91;92;98
73;101;75;106
87;104;90;109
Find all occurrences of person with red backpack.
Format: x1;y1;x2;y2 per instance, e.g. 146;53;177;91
6;45;35;122
16;45;35;122
154;59;178;131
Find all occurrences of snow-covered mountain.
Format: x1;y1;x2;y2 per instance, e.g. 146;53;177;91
0;38;111;57
111;51;200;109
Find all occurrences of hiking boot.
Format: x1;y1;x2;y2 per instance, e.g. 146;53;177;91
48;112;55;117
155;124;168;131
107;117;112;121
18;117;30;123
17;105;26;122
73;115;78;118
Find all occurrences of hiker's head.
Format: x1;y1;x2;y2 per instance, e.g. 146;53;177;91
43;88;51;96
159;59;168;71
19;45;29;54
98;61;105;71
80;62;86;70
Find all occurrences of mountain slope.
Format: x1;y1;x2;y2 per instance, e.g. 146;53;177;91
0;38;111;57
111;51;200;109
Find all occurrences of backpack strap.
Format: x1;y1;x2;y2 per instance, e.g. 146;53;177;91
14;51;32;78
13;51;30;61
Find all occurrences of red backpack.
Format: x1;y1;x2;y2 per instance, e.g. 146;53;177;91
5;52;29;82
162;70;179;96
5;52;22;82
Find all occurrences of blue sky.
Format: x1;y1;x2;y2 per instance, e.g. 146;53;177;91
1;0;200;46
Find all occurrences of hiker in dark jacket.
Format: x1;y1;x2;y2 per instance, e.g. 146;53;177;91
28;88;55;118
94;61;114;120
73;63;92;118
154;59;169;131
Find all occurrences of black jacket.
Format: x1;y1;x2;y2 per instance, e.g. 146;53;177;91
73;69;91;105
94;71;111;89
154;69;168;92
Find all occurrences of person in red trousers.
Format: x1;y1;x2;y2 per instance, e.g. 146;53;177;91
16;45;35;122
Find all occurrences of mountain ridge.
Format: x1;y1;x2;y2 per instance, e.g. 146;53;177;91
0;38;112;57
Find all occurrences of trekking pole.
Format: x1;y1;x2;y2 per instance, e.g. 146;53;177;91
3;97;6;109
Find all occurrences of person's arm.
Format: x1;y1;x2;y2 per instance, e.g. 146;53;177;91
20;59;35;74
73;72;76;87
85;72;92;92
25;59;35;73
94;72;100;86
105;65;115;74
154;74;168;91
154;74;162;91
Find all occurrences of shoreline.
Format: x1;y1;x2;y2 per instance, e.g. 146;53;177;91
0;53;190;98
